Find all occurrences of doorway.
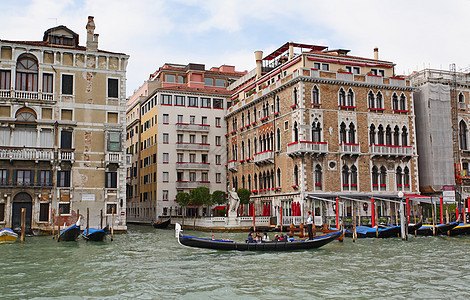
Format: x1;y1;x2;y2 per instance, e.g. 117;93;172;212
12;192;32;233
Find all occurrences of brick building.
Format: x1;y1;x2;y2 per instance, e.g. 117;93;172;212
226;42;419;226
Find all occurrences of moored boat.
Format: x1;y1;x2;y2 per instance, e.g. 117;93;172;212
416;222;459;236
152;219;171;229
82;226;108;241
175;223;341;251
449;223;470;236
345;225;401;238
408;221;423;235
0;228;18;243
58;218;81;242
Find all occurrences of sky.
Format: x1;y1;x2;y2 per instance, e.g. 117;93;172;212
2;0;470;97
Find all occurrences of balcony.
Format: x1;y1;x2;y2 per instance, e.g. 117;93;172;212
286;141;328;157
228;160;238;172
0;89;55;102
106;152;121;164
58;149;75;162
370;145;412;157
176;181;210;188
253;150;274;164
0;147;54;162
340;143;361;156
459;101;466;110
176;123;210;132
175;143;210;151
365;75;383;85
176;162;210;170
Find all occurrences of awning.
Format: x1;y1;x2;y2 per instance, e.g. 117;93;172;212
214;206;226;210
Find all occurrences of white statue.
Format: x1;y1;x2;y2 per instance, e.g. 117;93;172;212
228;188;240;218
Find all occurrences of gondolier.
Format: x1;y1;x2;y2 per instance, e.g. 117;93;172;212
306;211;314;240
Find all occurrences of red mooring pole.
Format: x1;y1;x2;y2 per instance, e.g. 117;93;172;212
440;197;444;224
406;197;410;223
371;196;375;227
335;197;339;229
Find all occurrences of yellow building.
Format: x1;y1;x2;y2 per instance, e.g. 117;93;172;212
0;17;129;233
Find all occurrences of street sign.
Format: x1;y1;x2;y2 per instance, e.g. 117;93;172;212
443;185;456;203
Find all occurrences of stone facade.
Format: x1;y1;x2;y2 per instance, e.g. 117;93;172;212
0;17;129;233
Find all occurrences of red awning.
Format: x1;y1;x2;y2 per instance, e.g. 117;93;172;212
214;206;226;210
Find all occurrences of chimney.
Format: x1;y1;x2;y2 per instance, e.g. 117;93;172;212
86;16;98;51
288;41;294;60
254;50;263;79
374;47;379;60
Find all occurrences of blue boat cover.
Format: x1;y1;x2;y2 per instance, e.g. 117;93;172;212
0;228;16;234
354;225;400;235
59;224;78;235
82;228;106;235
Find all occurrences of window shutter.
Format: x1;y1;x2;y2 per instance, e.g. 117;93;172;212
112;172;117;188
37;170;41;185
66;170;70;187
49;171;53;185
12;170;16;184
105;172;109;188
5;169;9;184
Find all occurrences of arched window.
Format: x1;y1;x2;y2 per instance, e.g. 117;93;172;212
347;88;354;107
270;131;274;150
293;121;299;142
372;166;379;191
378;125;384;145
262;134;266;152
254;137;258;154
380;166;387;191
402;126;408;146
311;120;321;142
293;87;298;105
396;166;403;189
277;128;281;151
16;54;38;91
404;167;410;190
13;109;37;147
376;91;383;109
241;113;245;127
263;171;267;190
241;141;245;160
312;86;320;105
350;165;357;191
385;125;392;146
392;93;399;110
349;123;356;144
254;173;258;190
248;174;252;191
242;175;246;189
342;165;349;190
247;139;251;157
393;125;400;146
399;93;406;111
276;96;280;113
277;168;281;188
459;93;465;109
253;107;257;122
368;90;375;108
460;120;468;150
247;110;251;124
370;124;376;145
259;172;263;190
234;176;238;190
266;101;270;116
293;165;299;186
315;164;322;190
340;122;347;144
338;88;346;106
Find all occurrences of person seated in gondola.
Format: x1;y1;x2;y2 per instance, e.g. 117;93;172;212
262;232;270;242
247;232;255;243
255;232;262;243
273;234;279;241
279;233;285;241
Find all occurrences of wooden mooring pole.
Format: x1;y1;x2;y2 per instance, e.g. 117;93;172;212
100;209;103;229
58;207;61;242
20;208;25;244
86;208;90;238
352;201;357;242
111;207;114;241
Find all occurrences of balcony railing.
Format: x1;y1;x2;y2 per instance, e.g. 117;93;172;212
228;160;238;172
58;149;75;162
106;152;121;164
370;145;412;156
175;143;210;151
175;181;210;188
459;101;466;110
286;141;328;156
0;89;55;102
176;162;210;170
253;150;274;164
0;181;54;187
365;75;383;85
0;147;54;162
176;123;210;132
340;143;361;155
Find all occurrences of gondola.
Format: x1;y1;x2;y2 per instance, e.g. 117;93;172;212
152;219;171;229
449;223;470;236
407;221;423;235
57;218;81;242
345;225;401;238
82;226;108;241
416;221;459;236
175;223;341;251
0;228;18;243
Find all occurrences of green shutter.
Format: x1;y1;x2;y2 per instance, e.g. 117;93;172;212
37;170;41;186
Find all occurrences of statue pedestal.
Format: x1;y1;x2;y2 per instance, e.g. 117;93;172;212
226;216;238;226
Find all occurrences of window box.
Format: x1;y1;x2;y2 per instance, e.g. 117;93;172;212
251;190;258;194
273;112;280;116
290;104;298;109
338;105;356;109
393;109;409;113
230;130;237;135
311;103;321;107
368;107;385;111
291;185;299;189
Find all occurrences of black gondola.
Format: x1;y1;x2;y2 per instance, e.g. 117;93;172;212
152;219;171;229
449;223;470;236
416;222;459;236
57;218;81;242
82;226;108;241
407;221;423;235
175;223;341;251
345;225;401;238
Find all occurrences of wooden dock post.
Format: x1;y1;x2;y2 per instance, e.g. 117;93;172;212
100;209;103;229
432;201;436;236
52;212;56;239
58;207;61;242
20;208;25;244
352;201;357;242
86;208;90;238
111;207;114;241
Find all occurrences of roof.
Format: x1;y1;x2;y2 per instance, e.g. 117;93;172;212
43;25;79;42
264;42;328;61
157;85;233;96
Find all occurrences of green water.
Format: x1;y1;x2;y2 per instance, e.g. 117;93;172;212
2;225;470;299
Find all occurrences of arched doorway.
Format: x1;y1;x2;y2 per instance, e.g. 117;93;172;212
12;192;32;233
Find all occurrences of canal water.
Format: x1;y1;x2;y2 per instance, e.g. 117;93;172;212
2;225;470;299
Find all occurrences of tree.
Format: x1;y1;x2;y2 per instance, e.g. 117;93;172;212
237;188;251;216
191;186;211;228
176;192;191;228
212;190;227;205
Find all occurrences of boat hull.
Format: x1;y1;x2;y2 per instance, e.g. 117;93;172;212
416;222;459;236
82;227;107;241
58;225;80;242
0;228;18;243
178;231;341;251
345;226;401;238
153;219;171;229
449;223;470;236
